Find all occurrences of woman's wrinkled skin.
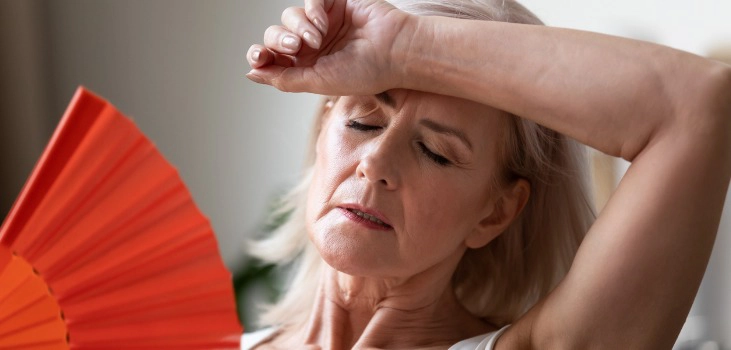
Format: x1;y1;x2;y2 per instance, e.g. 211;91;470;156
298;91;528;348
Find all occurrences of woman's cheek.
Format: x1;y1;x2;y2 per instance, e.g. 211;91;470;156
308;124;358;219
323;125;361;179
409;182;476;253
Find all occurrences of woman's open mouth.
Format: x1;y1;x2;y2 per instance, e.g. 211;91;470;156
338;207;393;231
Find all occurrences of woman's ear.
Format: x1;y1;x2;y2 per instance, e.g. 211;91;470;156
321;96;335;124
314;97;336;155
465;179;530;249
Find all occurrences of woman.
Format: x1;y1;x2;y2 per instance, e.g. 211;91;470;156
244;0;731;348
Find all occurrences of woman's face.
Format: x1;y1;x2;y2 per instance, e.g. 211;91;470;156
306;90;511;278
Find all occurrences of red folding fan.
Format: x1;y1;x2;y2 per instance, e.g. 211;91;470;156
0;87;243;349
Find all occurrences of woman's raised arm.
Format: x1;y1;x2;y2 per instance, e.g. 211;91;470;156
405;15;731;350
247;0;731;348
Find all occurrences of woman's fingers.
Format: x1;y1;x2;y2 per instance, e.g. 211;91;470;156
264;25;302;55
247;44;295;69
247;44;272;68
248;65;319;94
305;0;335;34
281;7;323;49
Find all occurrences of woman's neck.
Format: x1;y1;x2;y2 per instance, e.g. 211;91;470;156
287;259;495;349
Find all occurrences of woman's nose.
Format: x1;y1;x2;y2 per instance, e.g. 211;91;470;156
355;141;400;190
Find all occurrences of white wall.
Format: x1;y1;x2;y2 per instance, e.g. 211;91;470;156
44;0;320;271
521;0;731;54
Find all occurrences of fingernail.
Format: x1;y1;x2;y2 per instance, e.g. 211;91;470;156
251;49;261;62
246;71;265;84
303;31;321;49
282;35;300;51
313;18;327;34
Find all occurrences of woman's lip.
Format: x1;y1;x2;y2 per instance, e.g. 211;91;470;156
337;204;393;228
338;204;392;226
338;208;393;231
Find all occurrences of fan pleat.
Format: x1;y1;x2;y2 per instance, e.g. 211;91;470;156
66;285;233;324
0;87;241;347
36;169;183;280
53;221;216;301
0;290;45;328
20;143;167;264
62;247;225;307
0;92;106;247
46;188;199;285
0;298;59;334
0;255;66;349
70;333;241;350
0;255;32;304
15;107;145;261
39;180;189;281
50;209;208;296
69;313;241;341
0;338;69;350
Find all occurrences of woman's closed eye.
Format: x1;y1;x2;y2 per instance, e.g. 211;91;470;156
345;120;452;166
418;142;451;166
346;120;381;132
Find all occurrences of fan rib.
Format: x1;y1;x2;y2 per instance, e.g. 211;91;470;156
50;213;209;298
59;235;220;303
0;339;68;350
0;255;67;349
0;90;105;247
21;136;151;262
0;293;45;326
52;207;211;300
41;174;184;280
0;314;62;339
66;287;233;325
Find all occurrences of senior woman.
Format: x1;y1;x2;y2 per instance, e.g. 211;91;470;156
243;0;731;348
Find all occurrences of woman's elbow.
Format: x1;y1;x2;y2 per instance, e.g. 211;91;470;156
691;61;731;129
715;62;731;120
667;59;731;145
706;60;731;114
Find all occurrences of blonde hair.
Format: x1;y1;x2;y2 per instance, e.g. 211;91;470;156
248;0;595;329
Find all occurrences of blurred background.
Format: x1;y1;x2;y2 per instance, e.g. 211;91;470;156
0;0;729;347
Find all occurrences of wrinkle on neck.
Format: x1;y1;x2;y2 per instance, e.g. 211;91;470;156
297;257;495;350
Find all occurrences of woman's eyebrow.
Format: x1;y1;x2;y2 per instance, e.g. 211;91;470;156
373;92;473;151
375;92;396;108
420;119;473;151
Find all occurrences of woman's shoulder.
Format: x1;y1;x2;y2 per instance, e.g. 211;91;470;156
448;325;510;350
240;327;279;350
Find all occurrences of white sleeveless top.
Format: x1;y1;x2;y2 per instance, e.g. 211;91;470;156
240;325;509;350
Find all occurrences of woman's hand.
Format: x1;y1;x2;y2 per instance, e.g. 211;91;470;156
246;0;413;95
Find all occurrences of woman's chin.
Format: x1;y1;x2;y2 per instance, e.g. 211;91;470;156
317;238;378;275
309;229;394;277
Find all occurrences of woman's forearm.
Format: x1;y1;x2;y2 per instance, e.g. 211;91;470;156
398;16;731;348
403;16;731;160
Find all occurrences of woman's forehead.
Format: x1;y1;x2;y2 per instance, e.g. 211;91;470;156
333;91;508;137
